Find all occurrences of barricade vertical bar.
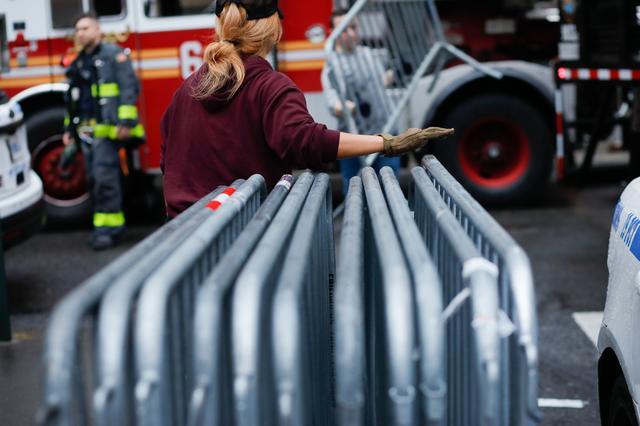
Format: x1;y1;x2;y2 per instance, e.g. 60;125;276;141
38;184;230;426
361;167;417;426
272;174;334;425
189;175;293;426
232;173;315;426
379;167;446;426
334;177;365;426
422;155;541;425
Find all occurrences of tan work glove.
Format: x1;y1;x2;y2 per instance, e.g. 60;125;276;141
378;127;455;156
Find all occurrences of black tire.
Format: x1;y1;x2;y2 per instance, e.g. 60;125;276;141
607;375;638;426
428;94;553;205
26;107;91;226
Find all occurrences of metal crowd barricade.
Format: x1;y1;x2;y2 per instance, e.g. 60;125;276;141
37;184;231;426
188;175;294;426
231;172;316;426
323;0;501;166
421;155;541;425
361;167;417;426
333;176;366;426
132;175;267;426
410;167;501;426
271;173;335;425
379;167;446;425
91;177;262;426
93;177;256;426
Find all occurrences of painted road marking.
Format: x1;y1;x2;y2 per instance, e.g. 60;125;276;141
572;311;603;347
538;398;588;409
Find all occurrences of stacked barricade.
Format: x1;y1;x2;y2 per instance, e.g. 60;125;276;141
38;161;538;426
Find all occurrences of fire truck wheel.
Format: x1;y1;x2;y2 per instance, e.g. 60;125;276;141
429;94;552;205
26;107;91;227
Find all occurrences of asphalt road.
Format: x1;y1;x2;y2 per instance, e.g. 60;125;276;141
0;168;628;426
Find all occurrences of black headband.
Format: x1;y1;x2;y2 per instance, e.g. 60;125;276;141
215;0;282;21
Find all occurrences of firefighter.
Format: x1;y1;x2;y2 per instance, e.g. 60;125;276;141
62;11;144;250
160;0;453;218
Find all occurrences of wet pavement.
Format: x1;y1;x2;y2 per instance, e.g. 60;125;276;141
0;167;630;426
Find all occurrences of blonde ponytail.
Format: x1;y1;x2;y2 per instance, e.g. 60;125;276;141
192;3;282;100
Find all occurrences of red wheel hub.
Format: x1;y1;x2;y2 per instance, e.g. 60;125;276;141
32;137;88;204
457;118;531;189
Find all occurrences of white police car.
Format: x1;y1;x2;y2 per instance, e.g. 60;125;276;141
598;178;640;426
0;99;45;249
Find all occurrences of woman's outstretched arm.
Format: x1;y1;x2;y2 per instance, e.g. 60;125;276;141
337;127;454;160
337;133;384;159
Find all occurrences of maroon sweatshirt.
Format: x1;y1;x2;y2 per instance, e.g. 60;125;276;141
160;55;340;217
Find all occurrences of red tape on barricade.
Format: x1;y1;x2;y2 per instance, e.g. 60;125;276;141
206;187;237;211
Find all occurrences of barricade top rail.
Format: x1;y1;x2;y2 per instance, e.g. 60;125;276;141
272;173;333;424
379;167;446;423
411;166;488;265
422;155;529;260
361;167;417;425
334;176;365;422
189;175;294;426
422;155;540;422
38;183;232;425
231;172;316;425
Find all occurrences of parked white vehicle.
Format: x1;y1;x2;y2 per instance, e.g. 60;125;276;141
598;178;640;426
0;97;45;249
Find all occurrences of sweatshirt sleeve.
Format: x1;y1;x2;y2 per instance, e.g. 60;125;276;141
262;78;339;169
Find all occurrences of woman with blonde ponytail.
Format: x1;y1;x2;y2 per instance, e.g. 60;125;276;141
160;0;453;218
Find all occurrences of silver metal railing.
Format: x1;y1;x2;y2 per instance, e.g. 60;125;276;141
92;177;262;426
40;164;538;426
37;184;232;426
188;175;294;426
231;172;317;426
361;167;418;426
132;175;266;426
379;167;446;426
334;176;366;426
271;173;335;424
421;155;541;425
410;166;501;426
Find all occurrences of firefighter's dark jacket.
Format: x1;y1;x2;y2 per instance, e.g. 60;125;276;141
64;41;144;140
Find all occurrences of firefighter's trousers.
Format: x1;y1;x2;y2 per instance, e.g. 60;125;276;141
81;137;125;233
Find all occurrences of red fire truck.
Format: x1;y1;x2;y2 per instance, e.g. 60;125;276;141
0;0;560;223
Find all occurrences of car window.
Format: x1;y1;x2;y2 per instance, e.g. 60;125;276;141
50;0;125;29
144;0;215;18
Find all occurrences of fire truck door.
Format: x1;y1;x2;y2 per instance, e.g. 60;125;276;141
131;0;214;170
